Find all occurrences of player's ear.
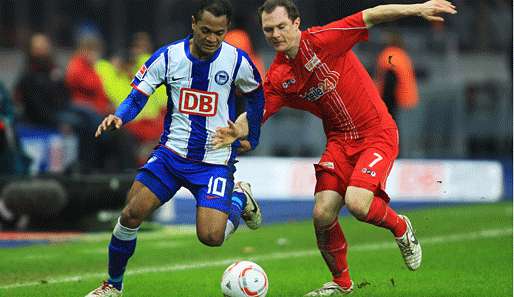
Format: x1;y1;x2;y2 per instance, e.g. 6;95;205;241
293;17;301;29
192;15;197;30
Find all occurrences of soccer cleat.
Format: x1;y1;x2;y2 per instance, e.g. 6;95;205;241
236;181;262;229
396;215;422;271
85;281;122;297
304;281;354;296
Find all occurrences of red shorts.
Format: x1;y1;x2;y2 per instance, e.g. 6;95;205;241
314;129;399;202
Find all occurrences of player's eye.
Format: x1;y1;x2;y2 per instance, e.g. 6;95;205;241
201;28;210;34
278;25;286;30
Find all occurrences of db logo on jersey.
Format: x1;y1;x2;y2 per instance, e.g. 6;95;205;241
179;88;218;117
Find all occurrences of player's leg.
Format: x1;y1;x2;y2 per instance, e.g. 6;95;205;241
194;166;263;245
86;150;181;297
345;131;421;270
191;164;249;246
345;185;406;236
196;207;229;246
304;158;353;297
107;181;162;287
85;181;163;297
311;191;353;292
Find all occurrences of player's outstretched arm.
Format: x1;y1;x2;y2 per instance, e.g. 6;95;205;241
363;0;457;28
95;114;123;138
95;88;149;138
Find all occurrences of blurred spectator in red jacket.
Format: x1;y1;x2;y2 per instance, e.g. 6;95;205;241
65;35;113;116
225;29;265;75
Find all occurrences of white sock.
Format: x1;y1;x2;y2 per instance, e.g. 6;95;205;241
113;217;140;241
224;220;236;241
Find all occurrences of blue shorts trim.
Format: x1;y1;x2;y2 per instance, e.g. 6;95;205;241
135;169;176;204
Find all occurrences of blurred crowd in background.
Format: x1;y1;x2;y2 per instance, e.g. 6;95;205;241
0;0;512;176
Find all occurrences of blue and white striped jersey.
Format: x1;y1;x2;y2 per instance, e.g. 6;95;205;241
131;36;262;165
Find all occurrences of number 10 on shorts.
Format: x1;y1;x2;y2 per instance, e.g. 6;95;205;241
207;176;227;196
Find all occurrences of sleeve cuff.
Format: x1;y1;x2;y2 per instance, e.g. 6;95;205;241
131;81;153;97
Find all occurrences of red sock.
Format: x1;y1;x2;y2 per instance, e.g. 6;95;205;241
315;219;352;289
365;197;407;237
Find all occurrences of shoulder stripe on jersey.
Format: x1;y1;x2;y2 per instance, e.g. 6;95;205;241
309;26;368;34
232;48;244;83
233;49;262;95
160;83;174;145
163;48;169;85
159;38;187;145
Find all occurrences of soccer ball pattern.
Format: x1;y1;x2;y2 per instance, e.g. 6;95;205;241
221;261;268;297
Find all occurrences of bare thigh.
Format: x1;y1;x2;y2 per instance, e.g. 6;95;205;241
120;181;162;228
196;207;229;247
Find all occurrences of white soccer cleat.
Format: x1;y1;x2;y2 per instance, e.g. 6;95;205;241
304;281;354;296
236;181;262;229
396;215;422;271
85;281;122;297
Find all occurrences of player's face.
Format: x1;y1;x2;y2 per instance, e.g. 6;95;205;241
192;11;229;58
261;6;300;53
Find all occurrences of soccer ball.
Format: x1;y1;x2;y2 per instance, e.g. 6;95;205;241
221;261;268;297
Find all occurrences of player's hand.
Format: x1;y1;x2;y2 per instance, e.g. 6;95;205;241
213;120;243;149
419;0;457;22
95;114;123;138
237;140;252;154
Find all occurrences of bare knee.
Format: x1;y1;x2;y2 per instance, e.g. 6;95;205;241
120;183;160;228
345;186;373;220
313;204;338;226
120;205;146;228
197;231;224;247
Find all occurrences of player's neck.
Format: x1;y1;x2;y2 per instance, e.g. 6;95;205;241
284;31;301;60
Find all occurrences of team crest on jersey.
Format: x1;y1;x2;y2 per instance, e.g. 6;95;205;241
304;54;321;72
179;88;219;117
135;64;148;80
215;70;229;85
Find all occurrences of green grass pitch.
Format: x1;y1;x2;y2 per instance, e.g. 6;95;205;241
0;202;512;297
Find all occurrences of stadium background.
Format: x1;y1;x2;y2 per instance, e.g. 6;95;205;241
0;0;512;296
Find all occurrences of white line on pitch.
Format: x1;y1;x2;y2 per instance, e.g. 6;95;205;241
0;228;511;290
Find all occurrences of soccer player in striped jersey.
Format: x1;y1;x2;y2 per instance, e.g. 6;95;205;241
85;1;263;296
214;0;457;295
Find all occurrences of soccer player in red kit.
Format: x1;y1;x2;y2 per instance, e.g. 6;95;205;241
214;0;457;295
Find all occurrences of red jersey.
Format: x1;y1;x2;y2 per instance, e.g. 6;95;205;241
263;12;397;141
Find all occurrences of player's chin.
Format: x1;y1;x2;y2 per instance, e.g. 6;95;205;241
272;43;287;52
202;44;220;54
